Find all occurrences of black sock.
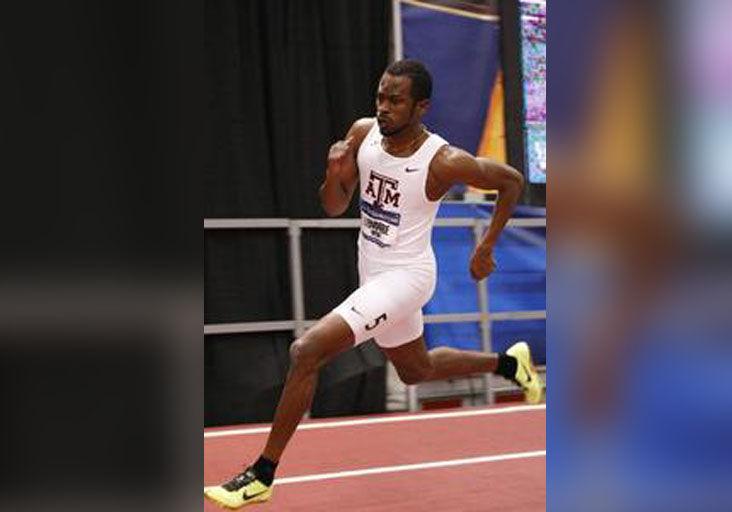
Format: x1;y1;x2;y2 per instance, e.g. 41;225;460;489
495;354;518;380
251;455;278;486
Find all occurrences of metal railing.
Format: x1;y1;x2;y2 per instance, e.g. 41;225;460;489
204;216;546;409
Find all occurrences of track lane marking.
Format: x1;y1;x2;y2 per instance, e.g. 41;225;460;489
204;404;546;439
272;450;547;485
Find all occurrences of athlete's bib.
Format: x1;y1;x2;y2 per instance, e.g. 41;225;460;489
360;199;401;247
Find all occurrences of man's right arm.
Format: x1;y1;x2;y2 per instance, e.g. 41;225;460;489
319;118;374;217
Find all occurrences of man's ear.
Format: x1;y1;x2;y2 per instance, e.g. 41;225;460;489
416;98;430;117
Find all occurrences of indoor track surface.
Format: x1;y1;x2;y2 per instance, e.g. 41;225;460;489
204;404;546;511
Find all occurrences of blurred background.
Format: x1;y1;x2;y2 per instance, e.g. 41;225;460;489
549;0;732;509
204;0;546;427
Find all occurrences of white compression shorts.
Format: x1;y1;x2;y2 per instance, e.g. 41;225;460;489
332;260;436;348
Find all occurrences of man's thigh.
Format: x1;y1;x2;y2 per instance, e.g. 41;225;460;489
332;268;432;346
380;333;432;379
297;312;356;360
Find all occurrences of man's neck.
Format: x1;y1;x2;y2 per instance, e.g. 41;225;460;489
384;124;423;145
382;124;427;156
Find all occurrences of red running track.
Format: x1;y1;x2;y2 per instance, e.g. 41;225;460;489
204;404;546;511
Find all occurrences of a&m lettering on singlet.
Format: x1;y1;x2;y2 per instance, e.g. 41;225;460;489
364;170;400;207
361;170;402;247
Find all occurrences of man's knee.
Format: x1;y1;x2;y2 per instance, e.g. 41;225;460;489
289;333;330;372
397;364;433;385
289;338;318;372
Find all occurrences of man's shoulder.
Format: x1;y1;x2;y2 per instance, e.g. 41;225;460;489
353;117;376;128
430;144;472;171
351;117;376;136
347;118;376;151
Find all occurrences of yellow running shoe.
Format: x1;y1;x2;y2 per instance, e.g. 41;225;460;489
204;468;273;509
506;341;545;404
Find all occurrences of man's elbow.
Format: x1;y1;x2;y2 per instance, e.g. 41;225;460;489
513;169;525;194
320;196;345;217
318;186;338;217
322;203;343;217
502;167;525;197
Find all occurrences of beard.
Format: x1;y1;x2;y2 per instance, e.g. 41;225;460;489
378;119;409;137
378;103;417;137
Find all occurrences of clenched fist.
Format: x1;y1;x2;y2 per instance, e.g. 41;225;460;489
469;243;496;281
326;136;355;177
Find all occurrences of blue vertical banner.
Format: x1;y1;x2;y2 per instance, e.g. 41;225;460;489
401;2;502;155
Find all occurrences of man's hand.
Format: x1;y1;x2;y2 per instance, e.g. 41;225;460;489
320;118;373;217
326;136;355;178
469;244;496;281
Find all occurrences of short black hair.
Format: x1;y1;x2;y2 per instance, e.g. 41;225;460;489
385;59;432;102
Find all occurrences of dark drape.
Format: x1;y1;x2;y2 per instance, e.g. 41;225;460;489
205;0;390;426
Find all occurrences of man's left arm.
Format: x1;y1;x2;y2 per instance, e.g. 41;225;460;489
431;146;525;280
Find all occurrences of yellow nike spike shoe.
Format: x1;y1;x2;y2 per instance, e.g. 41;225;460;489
204;468;273;509
506;341;545;404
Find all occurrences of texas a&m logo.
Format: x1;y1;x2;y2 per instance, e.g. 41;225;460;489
364;170;400;208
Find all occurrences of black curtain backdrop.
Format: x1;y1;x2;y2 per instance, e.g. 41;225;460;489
205;0;390;426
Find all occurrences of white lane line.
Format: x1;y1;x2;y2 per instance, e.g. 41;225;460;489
204;404;546;439
274;450;547;485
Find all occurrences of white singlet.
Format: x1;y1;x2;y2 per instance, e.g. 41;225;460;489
333;120;448;348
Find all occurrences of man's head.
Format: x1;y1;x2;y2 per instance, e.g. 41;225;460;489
376;59;432;136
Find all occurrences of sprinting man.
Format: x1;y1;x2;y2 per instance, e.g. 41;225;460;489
205;59;545;509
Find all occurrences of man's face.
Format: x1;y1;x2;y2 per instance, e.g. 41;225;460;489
375;73;428;136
